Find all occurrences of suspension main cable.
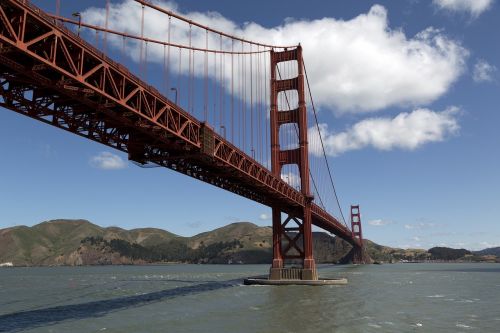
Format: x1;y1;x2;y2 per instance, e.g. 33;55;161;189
133;0;295;50
48;15;274;55
302;59;348;227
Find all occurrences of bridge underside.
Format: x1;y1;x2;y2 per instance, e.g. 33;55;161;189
0;0;363;279
0;58;355;240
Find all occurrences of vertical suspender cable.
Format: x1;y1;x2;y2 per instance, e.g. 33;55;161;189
231;39;234;142
238;47;241;148
104;0;109;54
163;45;167;96
250;44;254;158
213;43;217;127
121;36;126;63
204;30;208;121
192;25;195;114
265;49;269;169
140;5;145;78
167;16;171;100
257;45;262;164
165;15;172;100
242;42;246;152
188;24;192;113
178;47;182;106
222;42;226;136
144;41;148;82
219;34;223;133
192;50;196;116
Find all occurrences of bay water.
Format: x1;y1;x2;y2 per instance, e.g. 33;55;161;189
1;263;499;332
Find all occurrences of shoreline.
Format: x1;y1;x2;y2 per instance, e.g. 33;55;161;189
1;260;499;268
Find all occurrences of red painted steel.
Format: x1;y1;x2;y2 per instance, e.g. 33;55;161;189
0;0;361;252
48;14;270;55
269;46;316;278
133;0;295;50
350;205;365;263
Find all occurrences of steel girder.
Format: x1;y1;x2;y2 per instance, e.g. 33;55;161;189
0;0;360;247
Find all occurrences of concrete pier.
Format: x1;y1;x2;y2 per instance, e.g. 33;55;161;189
244;276;348;286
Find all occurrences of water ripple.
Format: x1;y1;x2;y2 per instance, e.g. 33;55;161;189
0;279;240;332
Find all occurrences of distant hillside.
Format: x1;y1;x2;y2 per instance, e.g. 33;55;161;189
0;220;378;266
0;220;360;266
1;220;498;266
363;239;429;263
474;247;500;256
188;222;271;252
428;247;471;260
0;219;180;266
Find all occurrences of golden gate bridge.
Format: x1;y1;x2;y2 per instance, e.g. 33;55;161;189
0;0;369;281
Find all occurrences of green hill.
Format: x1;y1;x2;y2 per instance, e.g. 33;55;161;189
428;247;471;260
0;219;181;266
3;219;494;266
363;239;429;263
474;247;500;256
1;219;362;266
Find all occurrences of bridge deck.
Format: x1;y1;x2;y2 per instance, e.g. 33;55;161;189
0;0;359;246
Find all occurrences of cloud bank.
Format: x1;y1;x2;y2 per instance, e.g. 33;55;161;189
90;152;127;170
259;213;270;221
82;1;468;113
404;222;437;230
368;219;393;226
433;0;494;17
473;59;497;82
309;107;460;156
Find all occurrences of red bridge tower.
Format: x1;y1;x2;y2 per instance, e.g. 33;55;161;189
350;205;365;264
269;45;317;280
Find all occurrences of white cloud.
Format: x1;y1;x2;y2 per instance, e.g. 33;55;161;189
433;0;494;17
477;241;500;249
82;1;468;113
399;241;424;249
412;236;421;242
446;241;500;251
259;213;271;220
473;59;497;82
187;221;202;228
404;222;436;230
368;219;392;226
309;107;460;156
90;151;127;170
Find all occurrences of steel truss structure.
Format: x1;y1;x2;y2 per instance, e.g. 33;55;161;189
0;0;364;277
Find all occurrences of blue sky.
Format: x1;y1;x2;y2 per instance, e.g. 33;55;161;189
0;0;498;250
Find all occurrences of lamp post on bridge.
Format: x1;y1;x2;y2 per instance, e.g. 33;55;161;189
170;87;178;104
72;12;82;37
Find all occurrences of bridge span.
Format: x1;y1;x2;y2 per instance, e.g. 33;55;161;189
0;0;368;280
